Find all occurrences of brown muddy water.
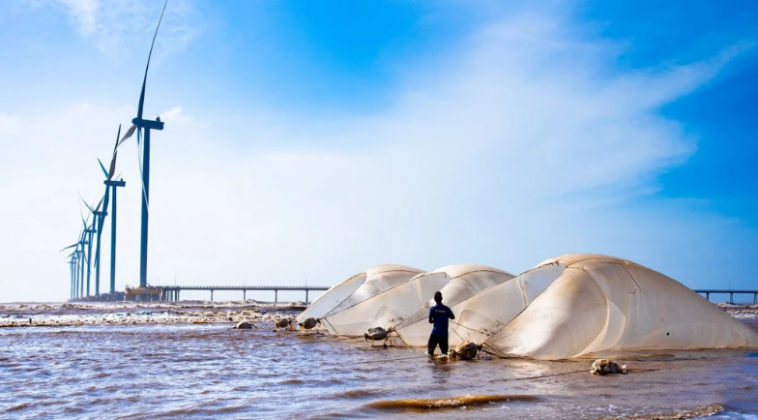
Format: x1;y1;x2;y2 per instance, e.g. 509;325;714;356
1;302;757;420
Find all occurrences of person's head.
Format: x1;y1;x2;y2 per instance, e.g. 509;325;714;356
434;291;442;303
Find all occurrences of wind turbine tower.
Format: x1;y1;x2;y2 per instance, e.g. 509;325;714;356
100;125;127;294
93;207;106;295
132;1;167;290
68;254;76;299
81;200;101;297
61;233;87;299
106;178;125;292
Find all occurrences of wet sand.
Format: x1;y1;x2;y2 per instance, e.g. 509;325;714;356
0;300;304;328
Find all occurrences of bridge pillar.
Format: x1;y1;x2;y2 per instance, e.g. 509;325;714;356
730;292;734;304
211;290;214;301
306;289;309;304
177;290;180;301
275;290;278;303
705;292;710;301
243;290;246;301
754;292;757;304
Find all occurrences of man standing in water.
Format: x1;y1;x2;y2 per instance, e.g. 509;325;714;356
428;291;455;356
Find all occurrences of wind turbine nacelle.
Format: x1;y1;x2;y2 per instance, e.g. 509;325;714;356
132;117;165;131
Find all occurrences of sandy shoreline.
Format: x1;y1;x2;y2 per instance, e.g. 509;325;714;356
0;300;306;327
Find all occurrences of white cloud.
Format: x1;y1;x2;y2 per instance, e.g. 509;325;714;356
158;106;187;123
41;0;199;60
55;0;98;35
1;9;757;302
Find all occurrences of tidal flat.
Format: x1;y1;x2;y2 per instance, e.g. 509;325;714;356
1;301;757;419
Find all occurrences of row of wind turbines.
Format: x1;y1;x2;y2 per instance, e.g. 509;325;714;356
61;2;168;301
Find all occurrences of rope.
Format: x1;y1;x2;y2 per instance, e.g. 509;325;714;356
450;320;490;336
490;369;587;382
478;343;528;359
353;355;430;365
450;325;465;341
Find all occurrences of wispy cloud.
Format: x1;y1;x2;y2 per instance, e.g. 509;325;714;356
38;0;200;59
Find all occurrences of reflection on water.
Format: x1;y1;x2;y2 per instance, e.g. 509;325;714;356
0;305;757;419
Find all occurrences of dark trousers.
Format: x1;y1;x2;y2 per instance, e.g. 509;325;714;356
427;334;449;355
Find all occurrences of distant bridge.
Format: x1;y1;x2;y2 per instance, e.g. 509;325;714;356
84;287;758;305
155;285;329;303
694;289;758;304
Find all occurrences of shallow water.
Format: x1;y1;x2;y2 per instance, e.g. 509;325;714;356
1;304;757;419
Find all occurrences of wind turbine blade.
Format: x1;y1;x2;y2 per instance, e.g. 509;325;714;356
98;158;109;179
137;0;168;121
108;151;119;181
136;127;149;212
118;125;136;146
60;243;78;252
112;124;122;153
101;186;111;213
112;124;136;179
95;196;104;212
108;124;122;180
79;193;95;213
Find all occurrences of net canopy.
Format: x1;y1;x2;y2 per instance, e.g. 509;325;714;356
393;265;515;346
321;264;513;337
483;254;758;360
297;265;423;323
413;262;564;347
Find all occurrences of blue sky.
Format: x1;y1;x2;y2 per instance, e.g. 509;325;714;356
0;0;756;302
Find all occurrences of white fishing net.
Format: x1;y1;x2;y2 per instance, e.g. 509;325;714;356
392;265;515;347
297;265;423;324
321;268;450;337
485;254;758;359
419;262;565;347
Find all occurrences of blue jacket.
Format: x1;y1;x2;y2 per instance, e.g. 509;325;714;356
428;303;455;337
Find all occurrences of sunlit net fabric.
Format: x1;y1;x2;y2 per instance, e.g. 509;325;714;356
421;262;565;347
321;264;514;337
297;265;423;323
392;265;515;347
484;254;758;360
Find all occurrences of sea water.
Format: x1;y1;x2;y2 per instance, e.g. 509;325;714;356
1;302;757;419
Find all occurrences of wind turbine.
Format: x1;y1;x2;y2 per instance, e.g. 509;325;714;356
98;125;127;294
119;1;168;290
67;253;76;299
61;229;87;299
80;197;103;297
78;228;89;298
92;196;107;296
